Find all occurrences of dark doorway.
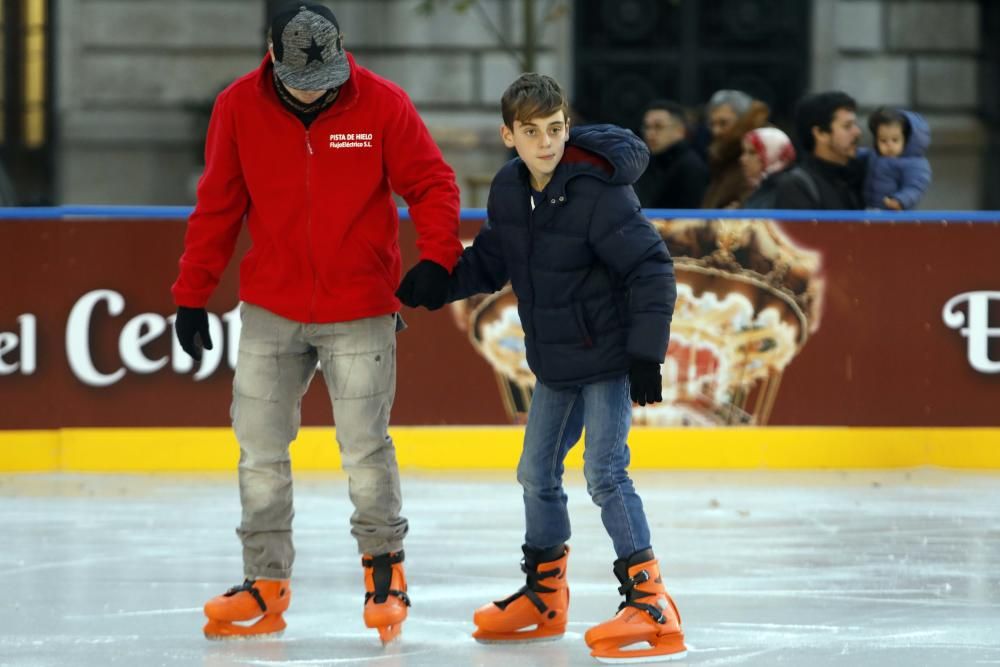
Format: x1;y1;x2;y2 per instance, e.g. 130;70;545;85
573;0;810;134
981;0;999;210
0;0;55;205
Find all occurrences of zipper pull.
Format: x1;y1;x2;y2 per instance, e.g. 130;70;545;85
305;133;314;155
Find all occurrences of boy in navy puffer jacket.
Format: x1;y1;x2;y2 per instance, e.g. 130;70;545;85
400;73;686;662
863;107;932;210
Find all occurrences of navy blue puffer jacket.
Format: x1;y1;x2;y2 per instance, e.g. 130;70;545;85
448;124;677;388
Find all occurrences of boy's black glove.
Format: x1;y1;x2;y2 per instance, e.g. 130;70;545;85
396;259;450;311
175;306;213;361
629;360;662;406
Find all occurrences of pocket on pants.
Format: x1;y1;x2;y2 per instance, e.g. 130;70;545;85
329;345;394;400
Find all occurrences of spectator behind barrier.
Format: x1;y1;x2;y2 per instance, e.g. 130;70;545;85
701;89;770;209
774;91;866;210
738;127;797;210
863;107;932;210
634;100;708;209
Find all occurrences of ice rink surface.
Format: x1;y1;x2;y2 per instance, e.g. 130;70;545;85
2;468;999;666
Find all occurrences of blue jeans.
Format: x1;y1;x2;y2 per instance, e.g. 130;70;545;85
517;375;651;559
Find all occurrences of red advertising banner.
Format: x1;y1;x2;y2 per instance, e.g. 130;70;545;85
1;214;998;429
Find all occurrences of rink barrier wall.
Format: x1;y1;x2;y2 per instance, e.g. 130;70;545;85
1;205;999;222
2;427;1000;472
2;207;999;471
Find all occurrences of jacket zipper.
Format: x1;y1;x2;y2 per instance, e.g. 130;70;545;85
526;189;538;346
305;130;319;322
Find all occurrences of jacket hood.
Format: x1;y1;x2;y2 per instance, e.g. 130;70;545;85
901;110;931;157
563;124;650;185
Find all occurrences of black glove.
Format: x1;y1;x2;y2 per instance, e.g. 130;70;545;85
395;259;450;311
629;360;662;406
175;306;213;361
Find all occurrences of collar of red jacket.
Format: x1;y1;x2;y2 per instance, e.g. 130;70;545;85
254;51;361;116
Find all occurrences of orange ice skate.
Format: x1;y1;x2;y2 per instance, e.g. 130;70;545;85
202;579;291;640
584;549;686;663
362;551;411;645
473;544;570;643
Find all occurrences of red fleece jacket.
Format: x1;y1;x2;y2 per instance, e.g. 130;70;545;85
172;53;462;323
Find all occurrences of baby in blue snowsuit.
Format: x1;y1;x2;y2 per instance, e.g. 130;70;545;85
863;107;932;210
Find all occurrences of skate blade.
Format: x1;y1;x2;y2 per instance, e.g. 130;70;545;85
592;651;687;664
590;638;687;664
203;616;286;641
473;626;565;644
204;630;285;642
377;623;402;645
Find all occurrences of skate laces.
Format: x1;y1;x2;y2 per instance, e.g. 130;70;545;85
224;580;269;613
362;551;411;607
493;558;562;614
617;569;666;624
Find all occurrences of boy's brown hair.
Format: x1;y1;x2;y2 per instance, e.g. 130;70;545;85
501;73;569;129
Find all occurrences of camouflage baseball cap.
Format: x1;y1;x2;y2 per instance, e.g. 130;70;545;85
270;3;350;91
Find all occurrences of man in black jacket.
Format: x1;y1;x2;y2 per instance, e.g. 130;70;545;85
775;91;866;209
634;100;708;210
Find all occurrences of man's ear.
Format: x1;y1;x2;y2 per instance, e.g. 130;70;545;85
268;43;276;62
811;125;827;147
500;124;516;148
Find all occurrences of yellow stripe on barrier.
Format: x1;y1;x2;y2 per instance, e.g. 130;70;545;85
0;430;61;472
1;427;999;472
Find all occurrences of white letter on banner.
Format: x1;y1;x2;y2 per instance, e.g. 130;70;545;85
120;314;169;374
0;332;18;374
224;304;241;370
193;313;225;381
66;290;127;387
18;314;36;374
942;291;1000;374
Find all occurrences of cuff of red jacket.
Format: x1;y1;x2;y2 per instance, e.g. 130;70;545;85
417;251;460;273
171;285;212;309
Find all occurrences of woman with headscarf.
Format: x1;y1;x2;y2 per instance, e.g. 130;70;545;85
701;90;770;209
739;127;797;209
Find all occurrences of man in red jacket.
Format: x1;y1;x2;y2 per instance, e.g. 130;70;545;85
172;2;461;643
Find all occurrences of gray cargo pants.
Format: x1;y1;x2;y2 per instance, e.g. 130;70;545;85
231;303;407;580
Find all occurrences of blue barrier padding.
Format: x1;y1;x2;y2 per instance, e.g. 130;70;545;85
0;206;195;220
0;205;998;222
644;208;1000;222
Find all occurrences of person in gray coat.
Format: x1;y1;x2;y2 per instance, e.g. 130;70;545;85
863;107;932;210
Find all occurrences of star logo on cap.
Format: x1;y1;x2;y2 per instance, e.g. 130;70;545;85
301;37;325;65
